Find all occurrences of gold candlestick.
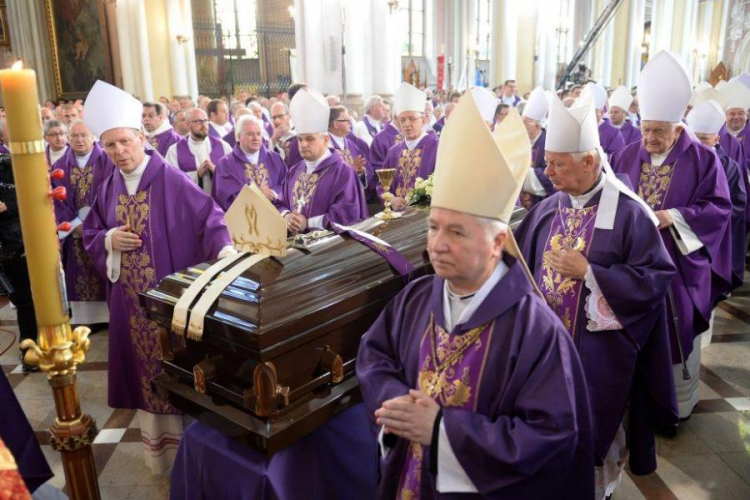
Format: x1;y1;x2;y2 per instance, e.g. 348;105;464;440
0;62;100;500
374;168;402;220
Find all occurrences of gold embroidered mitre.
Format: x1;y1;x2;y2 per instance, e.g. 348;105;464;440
430;91;531;224
225;184;287;257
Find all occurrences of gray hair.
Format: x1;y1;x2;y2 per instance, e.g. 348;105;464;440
44;119;66;135
229;100;245;115
66;119;89;136
248;101;263;112
270;102;288;114
569;149;602;165
364;95;384;114
475;215;509;242
235;115;264;139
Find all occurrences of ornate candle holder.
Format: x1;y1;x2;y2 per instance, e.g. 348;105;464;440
375;168;402;220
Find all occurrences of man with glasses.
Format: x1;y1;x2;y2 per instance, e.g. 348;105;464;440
269;101;302;168
380;83;439;211
328;106;373;199
165;108;232;194
610;51;732;425
142;102;180;157
52;119;114;327
43;119;69;169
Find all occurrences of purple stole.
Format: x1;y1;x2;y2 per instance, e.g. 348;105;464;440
370;123;403;170
398;315;495;498
148;128;180;157
175;136;226;173
289;162;336;221
363;117;380;138
538;202;599;336
385;134;438;200
619;120;642;145
331;135;363;167
222;129;236;148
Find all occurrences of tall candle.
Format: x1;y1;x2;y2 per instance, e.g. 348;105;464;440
0;62;68;326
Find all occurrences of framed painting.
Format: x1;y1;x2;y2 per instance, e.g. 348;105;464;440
0;1;10;49
45;0;113;100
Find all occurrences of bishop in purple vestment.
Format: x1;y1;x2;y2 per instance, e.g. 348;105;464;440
82;79;234;474
212;116;287;211
329;105;377;200
598;118;626;156
380;128;439;210
608;87;642;146
143;102;181;157
53;121;115;325
370;122;402;172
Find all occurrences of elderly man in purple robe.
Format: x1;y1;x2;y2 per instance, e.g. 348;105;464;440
380;83;439;211
269;101;302;168
173;109;190;138
328;105;374;198
280;87;367;233
207;99;232;139
53;119;115;327
212;115;287;211
82;81;234;474
222;107;252;148
499;79;522;106
608;87;642;145
515;91;678;499
610;51;733;423
142;102;181;158
586;83;626;157
248;101;274;142
720;80;750;174
44;119;68;170
687;100;747;291
353;94;386;146
519;87;553;209
357;93;594;500
165;108;232;194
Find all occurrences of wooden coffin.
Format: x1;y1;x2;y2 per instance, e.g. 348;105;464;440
143;207;524;454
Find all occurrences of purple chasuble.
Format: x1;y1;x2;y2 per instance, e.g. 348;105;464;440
175;136;226;173
370;123;402;171
0;371;53;492
598;119;627;157
330;134;376;199
732;121;750;167
432;116;446;135
719;125;750;232
515;189;678;473
618;120;642;145
379;133;438;202
212;144;287;211
148;128;181;157
610;131;733;361
715;145;747;290
83;151;232;413
276;135;303;168
281;151;367;231
53;143;115;303
356;256;594;499
0;143;9;154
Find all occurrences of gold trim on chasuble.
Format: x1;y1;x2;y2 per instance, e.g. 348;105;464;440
539;205;598;336
291;166;330;211
116;189;174;414
70;164;94;209
70;164;100;300
637;161;676;209
396;148;423;199
244;162;270;189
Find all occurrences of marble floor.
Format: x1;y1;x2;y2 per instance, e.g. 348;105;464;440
2;273;750;499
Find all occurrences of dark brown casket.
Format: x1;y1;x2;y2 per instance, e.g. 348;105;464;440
142;207;524;454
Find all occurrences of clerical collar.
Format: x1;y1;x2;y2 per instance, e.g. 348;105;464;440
243;149;260;164
74;150;93;167
148;120;173;137
329;133;346;149
500;94;515;105
405;132;427;150
442;261;508;332
727;126;742;138
365;115;381;129
189;135;209;147
121;154;149;181
650;141;677;167
304;148;332;174
568;173;605;209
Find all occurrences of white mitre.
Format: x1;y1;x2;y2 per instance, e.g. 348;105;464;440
637;51;692;123
608;86;634;112
686;100;726;135
546;91;599;153
720;80;750;111
470;86;501;124
522;87;550;122
585;82;608;111
289;87;329;134
84;80;142;138
393;83;426;116
689;88;727;108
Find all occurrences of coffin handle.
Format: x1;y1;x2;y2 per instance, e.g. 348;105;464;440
251;361;290;417
319;346;344;384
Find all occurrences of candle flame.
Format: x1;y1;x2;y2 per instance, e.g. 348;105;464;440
11;61;23;70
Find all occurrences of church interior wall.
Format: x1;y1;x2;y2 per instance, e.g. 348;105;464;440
145;0;175;101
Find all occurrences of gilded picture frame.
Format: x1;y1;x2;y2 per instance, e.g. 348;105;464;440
44;0;113;100
0;1;10;49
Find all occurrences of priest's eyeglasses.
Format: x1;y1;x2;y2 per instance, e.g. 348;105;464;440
45;132;65;137
190;119;210;124
399;115;424;124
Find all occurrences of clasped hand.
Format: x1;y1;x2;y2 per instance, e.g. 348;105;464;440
111;223;142;252
375;390;440;446
547;247;589;279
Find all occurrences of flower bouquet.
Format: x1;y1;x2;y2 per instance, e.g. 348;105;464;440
407;174;435;207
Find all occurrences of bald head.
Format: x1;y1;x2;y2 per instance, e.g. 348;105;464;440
187;108;209;140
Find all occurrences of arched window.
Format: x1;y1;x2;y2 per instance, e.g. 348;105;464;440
476;0;491;61
396;0;426;57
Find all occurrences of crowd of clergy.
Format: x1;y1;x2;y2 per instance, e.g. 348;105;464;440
1;46;749;500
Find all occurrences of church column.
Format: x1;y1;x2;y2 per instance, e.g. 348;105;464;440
5;0;55;100
489;0;518;88
515;4;537;94
144;0;174;100
115;0;154;101
696;0;715;81
164;0;194;98
624;0;645;88
651;0;675;56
